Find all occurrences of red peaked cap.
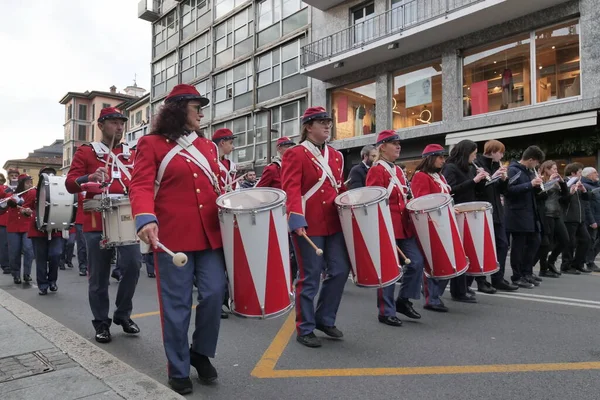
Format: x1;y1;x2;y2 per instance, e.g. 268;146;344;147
301;106;332;124
165;84;210;107
212;128;235;142
18;174;32;182
7;168;19;175
422;144;447;158
276;136;295;147
98;107;128;123
375;130;400;146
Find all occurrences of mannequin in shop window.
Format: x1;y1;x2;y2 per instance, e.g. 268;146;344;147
501;68;513;109
355;105;366;137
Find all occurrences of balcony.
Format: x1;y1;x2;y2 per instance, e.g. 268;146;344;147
302;0;347;11
138;0;161;22
301;0;570;81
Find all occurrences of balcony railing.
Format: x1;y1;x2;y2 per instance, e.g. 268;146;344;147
301;0;485;68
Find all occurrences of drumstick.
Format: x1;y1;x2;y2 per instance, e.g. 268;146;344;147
224;173;247;192
101;134;117;188
300;233;323;256
156;241;188;267
396;246;411;264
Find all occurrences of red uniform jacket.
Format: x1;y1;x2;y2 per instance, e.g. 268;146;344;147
27;188;63;239
129;134;223;252
6;190;36;233
0;185;10;226
282;142;345;237
219;158;237;191
65;144;135;232
411;171;450;198
256;160;282;189
366;163;414;239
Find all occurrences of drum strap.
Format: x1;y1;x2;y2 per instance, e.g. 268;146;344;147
177;134;221;194
300;142;340;192
219;158;237;191
429;173;451;194
90;142;132;182
375;161;408;202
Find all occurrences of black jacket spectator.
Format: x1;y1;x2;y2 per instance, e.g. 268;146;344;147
561;184;589;224
581;177;600;226
347;162;369;190
442;163;483;204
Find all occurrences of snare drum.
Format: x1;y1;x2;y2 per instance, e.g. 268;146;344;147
36;173;76;232
454;202;499;276
217;188;293;319
99;195;138;248
335;187;400;288
406;193;469;279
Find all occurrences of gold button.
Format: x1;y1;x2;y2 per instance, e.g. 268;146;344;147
214;158;217;162
196;189;200;193
311;158;315;161
193;173;198;178
166;139;170;143
199;204;203;209
322;201;326;204
336;158;339;162
187;159;191;163
321;189;325;193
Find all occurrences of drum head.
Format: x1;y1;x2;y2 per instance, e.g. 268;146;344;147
406;193;452;212
335;187;387;208
217;188;286;211
35;173;50;230
454;201;492;213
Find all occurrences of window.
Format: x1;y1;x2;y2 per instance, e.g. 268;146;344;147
256;38;307;104
213;115;254;162
135;111;143;125
78;104;87;120
391;0;418;30
181;32;211;83
91;104;96;121
213;61;253;118
67;104;72;120
255;98;306;161
154;10;178;58
195;80;212;121
352;3;375;45
181;0;210;41
257;0;308;47
77;125;87;141
214;0;247;20
332;79;376;140
153;52;178;98
392;61;443;130
214;8;254;69
146;106;150;122
102;103;111;109
535;20;580;103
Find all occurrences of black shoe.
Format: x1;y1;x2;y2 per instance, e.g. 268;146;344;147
49;283;58;292
477;281;497;294
2;268;11;275
395;299;421;319
540;270;560;278
315;325;343;338
524;275;540;286
66;262;74;269
531;273;543;282
514;277;534;289
296;332;322;348
95;326;111;343
59;264;66;270
38;288;48;295
378;315;403;327
492;279;519;291
111;271;121;282
548;264;561;275
562;268;581;275
79;269;87;276
452;295;477;303
168;377;193;395
221;304;229;319
576;266;592;273
147;272;156;278
190;349;218;383
23;274;32;283
589;264;600;273
13;276;21;284
113;318;140;334
466;287;476;295
423;303;449;312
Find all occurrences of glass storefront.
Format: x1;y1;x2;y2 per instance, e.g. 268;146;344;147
331;79;376;140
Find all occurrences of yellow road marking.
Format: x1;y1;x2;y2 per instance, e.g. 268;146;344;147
131;305;197;319
251;312;296;378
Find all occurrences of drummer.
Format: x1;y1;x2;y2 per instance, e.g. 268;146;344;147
0;173;10;274
130;84;226;395
281;106;351;348
65;107;141;344
366;130;424;326
212;128;237;192
28;167;64;295
256;136;295;189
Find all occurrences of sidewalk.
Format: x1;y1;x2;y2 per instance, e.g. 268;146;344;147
0;289;184;400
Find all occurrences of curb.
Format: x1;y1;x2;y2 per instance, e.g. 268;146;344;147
0;289;184;400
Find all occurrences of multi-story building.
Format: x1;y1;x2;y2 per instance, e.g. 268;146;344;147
302;0;600;175
59;86;136;172
3;140;64;185
122;93;151;148
138;0;311;171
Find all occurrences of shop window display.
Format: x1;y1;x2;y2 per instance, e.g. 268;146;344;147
331;80;376;140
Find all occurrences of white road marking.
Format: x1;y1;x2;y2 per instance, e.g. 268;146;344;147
478;292;600;309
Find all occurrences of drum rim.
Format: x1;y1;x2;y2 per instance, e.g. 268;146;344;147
35;173;49;230
406;193;453;213
216;187;286;214
454;201;492;213
334;186;388;209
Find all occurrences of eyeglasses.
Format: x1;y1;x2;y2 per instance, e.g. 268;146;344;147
314;119;333;128
190;104;203;114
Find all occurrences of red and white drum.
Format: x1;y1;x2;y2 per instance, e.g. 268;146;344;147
335;187;400;288
406;193;468;279
454;202;499;276
217;188;293;319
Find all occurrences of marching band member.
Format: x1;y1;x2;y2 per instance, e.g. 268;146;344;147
66;107;141;344
28;167;63;295
212;128;237;192
366;130;424;326
130;84;226;395
7;168;19;189
442;140;489;300
410;145;451;312
1;174;35;284
0;173;10;274
256;137;295;189
282;106;351;348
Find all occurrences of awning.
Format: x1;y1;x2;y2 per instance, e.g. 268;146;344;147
445;111;598;146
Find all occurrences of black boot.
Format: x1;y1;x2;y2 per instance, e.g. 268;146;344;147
168;377;193;395
190;348;218;383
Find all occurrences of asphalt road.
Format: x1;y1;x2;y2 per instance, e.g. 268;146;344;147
3;255;600;400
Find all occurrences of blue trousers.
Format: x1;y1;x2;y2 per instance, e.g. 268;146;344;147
293;231;350;336
75;224;87;271
423;275;449;306
61;230;75;266
85;232;141;330
32;237;63;290
0;226;9;271
154;249;226;379
8;232;33;278
377;237;424;316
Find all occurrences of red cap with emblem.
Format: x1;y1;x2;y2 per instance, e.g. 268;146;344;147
375;130;400;146
98;107;128;123
301;106;332;124
18;174;32;182
212;128;235;143
422;144;447;158
165;84;210;107
276;136;295;147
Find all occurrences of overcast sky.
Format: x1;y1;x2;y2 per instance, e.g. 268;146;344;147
0;0;151;175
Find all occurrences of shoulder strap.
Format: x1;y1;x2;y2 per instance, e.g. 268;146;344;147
300;141;339;192
90;142;109;158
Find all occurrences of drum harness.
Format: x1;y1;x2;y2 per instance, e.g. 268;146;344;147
90;142;133;195
374;160;409;203
300;141;342;213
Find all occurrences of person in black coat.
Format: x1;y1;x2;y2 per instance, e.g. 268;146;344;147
581;167;600;272
442;140;489;302
504;145;545;289
347;145;376;189
474;140;519;291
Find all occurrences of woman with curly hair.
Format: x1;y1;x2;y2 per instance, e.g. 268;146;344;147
130;84;226;395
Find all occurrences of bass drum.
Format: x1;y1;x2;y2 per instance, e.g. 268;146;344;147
36;173;76;232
